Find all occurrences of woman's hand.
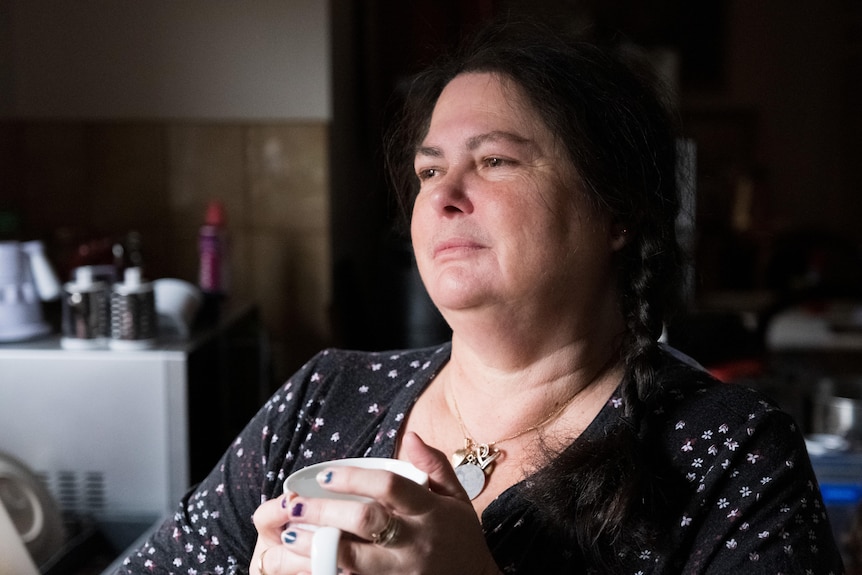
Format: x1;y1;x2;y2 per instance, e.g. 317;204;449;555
250;431;501;575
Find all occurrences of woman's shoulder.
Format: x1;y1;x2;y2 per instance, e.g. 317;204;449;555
652;345;786;430
296;343;452;381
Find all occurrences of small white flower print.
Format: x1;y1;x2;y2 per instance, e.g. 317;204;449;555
726;539;738;549
675;420;686;430
749;552;760;561
702;430;713;439
331;432;340;442
740;486;752;497
681;440;694;452
681;515;692;527
724;439;739;451
371;363;382;371
359;385;369;393
708;445;718;455
368;403;380;414
173;558;182;567
758;531;770;539
311;372;321;382
388;369;398;378
692;458;703;468
611;397;623;408
718;498;730;509
303;449;313;458
410;360;421;368
719;423;729;433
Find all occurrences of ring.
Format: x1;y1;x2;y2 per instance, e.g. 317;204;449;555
258;547;271;575
370;513;400;547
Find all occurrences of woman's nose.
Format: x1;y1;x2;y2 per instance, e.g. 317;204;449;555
429;172;473;215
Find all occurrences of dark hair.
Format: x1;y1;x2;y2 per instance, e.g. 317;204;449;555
385;20;685;568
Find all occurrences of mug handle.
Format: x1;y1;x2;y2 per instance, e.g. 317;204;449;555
311;526;341;575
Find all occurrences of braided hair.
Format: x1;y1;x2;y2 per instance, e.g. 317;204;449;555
385;20;685;568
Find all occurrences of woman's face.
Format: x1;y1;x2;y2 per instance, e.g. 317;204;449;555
411;72;624;326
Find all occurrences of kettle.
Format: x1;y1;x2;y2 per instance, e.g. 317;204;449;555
0;241;61;342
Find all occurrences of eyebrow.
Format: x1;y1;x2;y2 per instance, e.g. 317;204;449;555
415;130;533;159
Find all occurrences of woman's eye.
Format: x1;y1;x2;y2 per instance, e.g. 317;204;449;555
484;157;508;168
417;168;438;181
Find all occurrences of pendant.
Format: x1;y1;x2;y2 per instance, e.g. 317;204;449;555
455;463;486;500
453;441;500;500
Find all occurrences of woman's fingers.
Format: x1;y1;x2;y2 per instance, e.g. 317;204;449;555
284;494;393;543
402;431;470;500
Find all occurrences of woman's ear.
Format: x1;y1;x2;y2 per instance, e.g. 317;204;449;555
610;222;630;251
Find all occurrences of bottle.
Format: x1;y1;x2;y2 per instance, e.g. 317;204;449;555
197;200;229;322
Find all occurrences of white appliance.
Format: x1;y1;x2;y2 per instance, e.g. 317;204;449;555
0;338;190;523
0;303;268;571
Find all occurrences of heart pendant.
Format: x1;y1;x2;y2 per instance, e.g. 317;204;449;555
452;448;469;468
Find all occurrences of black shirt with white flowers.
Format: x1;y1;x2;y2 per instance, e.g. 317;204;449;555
116;344;845;574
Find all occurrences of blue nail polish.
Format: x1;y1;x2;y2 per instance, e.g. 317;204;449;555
323;470;334;484
291;502;304;517
281;496;288;508
281;530;298;544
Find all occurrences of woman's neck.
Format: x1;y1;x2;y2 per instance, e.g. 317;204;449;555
441;330;624;447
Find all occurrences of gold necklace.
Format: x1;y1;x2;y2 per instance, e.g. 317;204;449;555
449;385;584;500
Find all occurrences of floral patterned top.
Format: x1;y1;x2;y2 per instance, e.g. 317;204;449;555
115;344;845;574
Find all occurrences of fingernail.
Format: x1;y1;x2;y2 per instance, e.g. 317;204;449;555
281;529;298;544
290;502;304;518
281;491;298;508
318;470;334;484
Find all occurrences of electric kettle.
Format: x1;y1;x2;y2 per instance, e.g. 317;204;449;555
0;241;61;342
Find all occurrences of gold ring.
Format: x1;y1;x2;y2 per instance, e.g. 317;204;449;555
370;514;400;547
258;547;271;575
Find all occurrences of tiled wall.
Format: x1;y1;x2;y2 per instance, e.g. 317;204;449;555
0;121;332;381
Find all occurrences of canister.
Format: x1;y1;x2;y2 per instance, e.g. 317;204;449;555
109;267;156;350
60;266;109;349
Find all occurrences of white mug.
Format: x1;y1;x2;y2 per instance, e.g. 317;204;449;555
283;457;429;575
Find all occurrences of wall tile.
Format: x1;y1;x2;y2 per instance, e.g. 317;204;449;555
249;228;331;378
87;124;168;232
246;124;329;232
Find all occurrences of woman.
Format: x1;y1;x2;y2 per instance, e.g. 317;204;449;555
116;22;844;574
